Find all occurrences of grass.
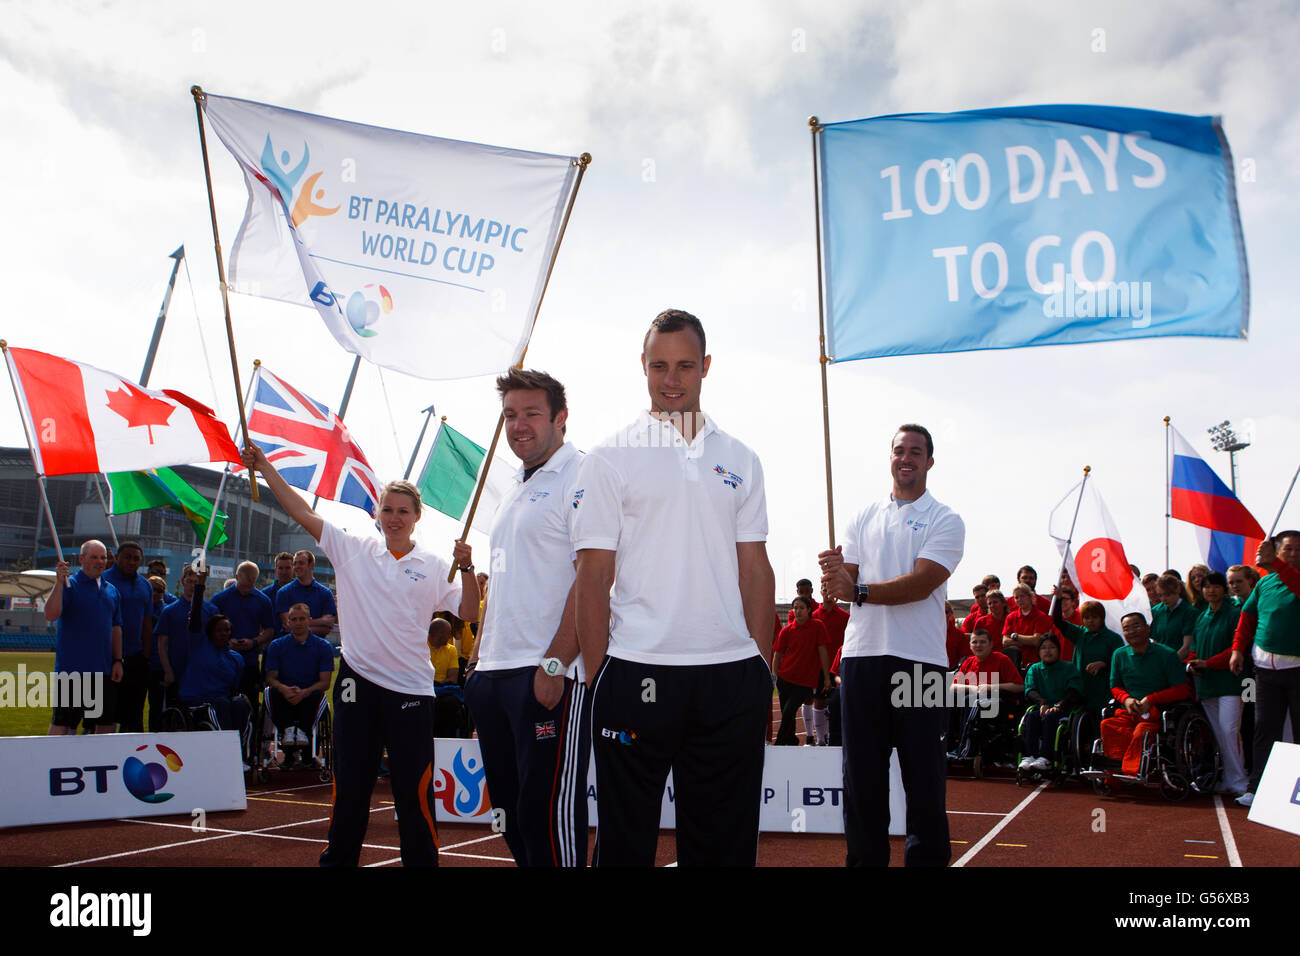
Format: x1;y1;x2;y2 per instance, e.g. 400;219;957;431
0;652;57;737
0;651;343;738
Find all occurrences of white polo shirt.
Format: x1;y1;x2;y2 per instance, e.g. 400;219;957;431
572;411;768;666
477;441;585;680
319;520;461;697
840;489;965;667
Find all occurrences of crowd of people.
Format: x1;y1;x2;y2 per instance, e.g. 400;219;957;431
38;306;1300;869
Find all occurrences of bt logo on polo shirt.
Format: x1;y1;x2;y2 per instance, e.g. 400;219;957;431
403;568;428;582
905;518;928;532
712;465;743;489
571;489;584;510
600;727;637;746
528;491;550;503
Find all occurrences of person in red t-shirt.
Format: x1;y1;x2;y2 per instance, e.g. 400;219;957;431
970;589;1009;643
772;596;831;746
949;630;1023;759
1017;565;1051;614
810;586;849;746
786;578;816;623
945;601;969;669
962;584;989;634
1003;584;1058;669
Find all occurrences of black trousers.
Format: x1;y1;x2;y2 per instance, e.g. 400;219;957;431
270;689;325;736
1024;706;1068;759
590;655;770;867
840;655;950;868
116;654;150;733
1250;664;1300;792
465;666;591;867
319;657;439;868
775;676;813;745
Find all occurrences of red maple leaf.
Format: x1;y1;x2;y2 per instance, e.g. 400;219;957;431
105;382;174;444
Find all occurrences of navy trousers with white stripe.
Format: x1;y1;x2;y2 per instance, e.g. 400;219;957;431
465;666;591;867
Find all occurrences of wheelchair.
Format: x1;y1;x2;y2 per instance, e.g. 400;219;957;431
433;682;470;739
1014;704;1098;786
159;700;222;733
255;686;332;783
1080;699;1221;801
948;690;1024;778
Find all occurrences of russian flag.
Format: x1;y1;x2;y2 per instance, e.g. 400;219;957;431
1169;426;1265;571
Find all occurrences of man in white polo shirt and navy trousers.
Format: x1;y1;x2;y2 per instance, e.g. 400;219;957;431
464;368;590;867
820;424;964;867
574;309;776;867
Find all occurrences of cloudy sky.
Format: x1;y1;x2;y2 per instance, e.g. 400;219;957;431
3;0;1297;597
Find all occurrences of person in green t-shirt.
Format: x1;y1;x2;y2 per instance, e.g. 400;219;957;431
1186;571;1247;795
1053;599;1123;714
1020;633;1085;771
1151;573;1198;660
1100;613;1192;775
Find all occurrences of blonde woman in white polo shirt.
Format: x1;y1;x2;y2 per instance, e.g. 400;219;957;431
574;309;776;867
242;443;479;867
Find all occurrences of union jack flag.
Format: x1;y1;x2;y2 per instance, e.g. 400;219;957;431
243;366;380;515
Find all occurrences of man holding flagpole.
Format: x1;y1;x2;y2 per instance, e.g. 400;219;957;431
819;425;965;867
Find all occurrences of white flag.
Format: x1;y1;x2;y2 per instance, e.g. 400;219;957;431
201;92;580;380
1048;476;1151;634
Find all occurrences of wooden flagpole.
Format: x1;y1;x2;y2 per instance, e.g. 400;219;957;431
191;84;257;502
809;116;836;548
445;151;593;582
0;341;65;563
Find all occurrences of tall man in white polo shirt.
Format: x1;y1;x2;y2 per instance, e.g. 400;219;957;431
574;309;776;867
464;368;590;867
820;424;965;867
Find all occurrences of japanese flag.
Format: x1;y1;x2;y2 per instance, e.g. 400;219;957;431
5;347;242;476
1048;476;1152;634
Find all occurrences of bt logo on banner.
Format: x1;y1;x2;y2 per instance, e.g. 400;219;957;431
49;743;184;803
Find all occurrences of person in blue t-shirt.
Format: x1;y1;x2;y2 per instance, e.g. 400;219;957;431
46;540;122;734
102;541;155;733
179;613;251;756
266;602;336;746
208;561;275;705
155;565;218;707
274;550;337;638
261;551;296;640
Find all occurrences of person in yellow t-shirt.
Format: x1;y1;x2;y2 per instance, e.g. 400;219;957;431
427;618;460;685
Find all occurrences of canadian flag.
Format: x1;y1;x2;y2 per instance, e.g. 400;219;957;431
1048;475;1152;634
5;347;241;476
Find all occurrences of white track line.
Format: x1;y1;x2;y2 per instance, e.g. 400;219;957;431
441;851;515;862
946;810;1006;816
440;833;504;851
246;781;333;796
57;804;395;867
116;818;400;851
1212;795;1243;867
951;782;1048;868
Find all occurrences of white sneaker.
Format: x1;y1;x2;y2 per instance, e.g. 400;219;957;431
1235;792;1254;807
1018;757;1034;770
1032;757;1052;771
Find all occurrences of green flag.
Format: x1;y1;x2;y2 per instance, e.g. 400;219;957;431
106;467;229;546
416;422;486;521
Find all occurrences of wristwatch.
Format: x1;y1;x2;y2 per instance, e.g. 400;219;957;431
540;656;565;677
458;563;475;574
854;584;870;607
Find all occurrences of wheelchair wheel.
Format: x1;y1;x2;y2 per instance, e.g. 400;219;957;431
1091;778;1113;797
1175;709;1220;795
159;707;187;733
1160;771;1191;801
971;754;983;779
194;713;220;733
1071;710;1098;773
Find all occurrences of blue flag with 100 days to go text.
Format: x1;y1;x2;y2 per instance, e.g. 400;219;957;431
816;105;1248;362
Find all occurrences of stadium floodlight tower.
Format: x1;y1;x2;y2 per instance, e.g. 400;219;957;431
1207;420;1250;494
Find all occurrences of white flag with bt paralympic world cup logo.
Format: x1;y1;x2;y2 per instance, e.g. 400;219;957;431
1048;476;1151;634
201;92;582;381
